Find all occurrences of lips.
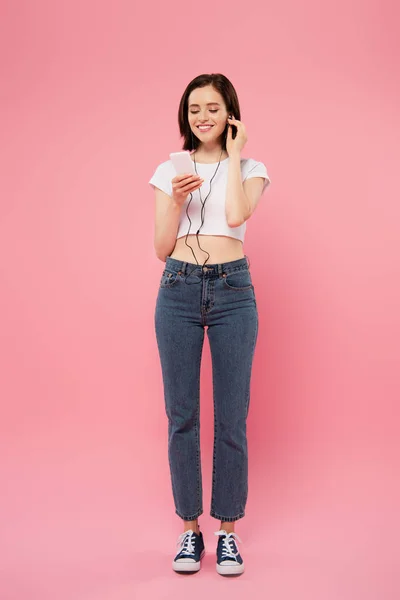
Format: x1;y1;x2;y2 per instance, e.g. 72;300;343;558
197;125;214;131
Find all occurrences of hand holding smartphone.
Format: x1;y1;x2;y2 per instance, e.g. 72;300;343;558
169;151;204;206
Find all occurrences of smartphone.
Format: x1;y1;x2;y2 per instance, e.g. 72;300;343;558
170;151;196;175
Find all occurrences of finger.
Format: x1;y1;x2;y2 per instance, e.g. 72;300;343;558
183;180;203;191
228;117;243;128
175;177;199;188
180;173;201;180
174;173;201;183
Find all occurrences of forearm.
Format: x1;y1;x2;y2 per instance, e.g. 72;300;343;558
154;200;181;261
225;153;251;227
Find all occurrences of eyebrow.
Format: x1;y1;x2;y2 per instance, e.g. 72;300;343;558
188;102;221;108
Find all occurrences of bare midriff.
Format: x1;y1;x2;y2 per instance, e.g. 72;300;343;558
169;234;245;265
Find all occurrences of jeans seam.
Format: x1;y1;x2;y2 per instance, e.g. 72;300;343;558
211;388;218;516
210;510;245;522
176;508;203;521
194;330;203;515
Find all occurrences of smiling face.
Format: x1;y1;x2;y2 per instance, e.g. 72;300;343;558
188;85;229;146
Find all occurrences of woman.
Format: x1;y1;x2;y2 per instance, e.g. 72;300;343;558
149;73;271;576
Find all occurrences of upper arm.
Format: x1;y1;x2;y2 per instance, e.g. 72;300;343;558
154;186;173;234
149;161;173;235
242;160;271;220
243;177;266;219
153;187;177;261
149;161;172;197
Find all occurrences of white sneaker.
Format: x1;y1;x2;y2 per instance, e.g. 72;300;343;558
215;529;245;575
172;529;206;572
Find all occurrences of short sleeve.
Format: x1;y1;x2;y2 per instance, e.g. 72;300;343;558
243;159;271;195
148;162;172;197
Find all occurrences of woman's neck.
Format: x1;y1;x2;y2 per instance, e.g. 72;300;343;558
191;146;228;164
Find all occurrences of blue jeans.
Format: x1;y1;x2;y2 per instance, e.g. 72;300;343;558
154;255;258;522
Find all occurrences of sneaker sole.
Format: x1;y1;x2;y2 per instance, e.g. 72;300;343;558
172;549;205;572
216;561;245;575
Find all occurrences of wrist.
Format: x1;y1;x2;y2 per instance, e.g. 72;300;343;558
228;151;241;163
171;199;182;210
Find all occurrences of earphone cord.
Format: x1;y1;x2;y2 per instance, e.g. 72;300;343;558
183;131;223;285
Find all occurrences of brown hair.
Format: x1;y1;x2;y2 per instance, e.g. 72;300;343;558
178;73;241;152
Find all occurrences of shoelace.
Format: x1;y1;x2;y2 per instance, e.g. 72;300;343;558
214;529;242;561
176;530;197;556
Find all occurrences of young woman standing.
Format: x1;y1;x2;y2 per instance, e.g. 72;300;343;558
149;73;270;576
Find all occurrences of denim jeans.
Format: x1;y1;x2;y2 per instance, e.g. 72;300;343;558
154;255;258;522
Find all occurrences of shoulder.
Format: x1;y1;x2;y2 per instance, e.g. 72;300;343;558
152;159;174;174
241;157;270;178
241;157;267;173
241;157;271;192
149;159;175;195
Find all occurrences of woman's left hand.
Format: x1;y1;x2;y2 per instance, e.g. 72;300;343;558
226;116;248;156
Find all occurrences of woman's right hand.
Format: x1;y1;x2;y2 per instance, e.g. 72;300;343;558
171;173;204;206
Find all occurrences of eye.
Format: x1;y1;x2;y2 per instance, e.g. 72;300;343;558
189;109;219;114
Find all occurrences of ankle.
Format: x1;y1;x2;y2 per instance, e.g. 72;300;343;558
220;521;235;534
183;519;200;535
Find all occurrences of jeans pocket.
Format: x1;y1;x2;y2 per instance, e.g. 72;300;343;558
222;269;253;291
160;268;180;288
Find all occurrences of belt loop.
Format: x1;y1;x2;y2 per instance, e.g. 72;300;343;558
218;262;223;278
181;261;187;275
245;254;251;269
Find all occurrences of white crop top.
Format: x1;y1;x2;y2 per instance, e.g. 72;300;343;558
148;156;270;243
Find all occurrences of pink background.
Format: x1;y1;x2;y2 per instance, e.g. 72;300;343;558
1;1;399;598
